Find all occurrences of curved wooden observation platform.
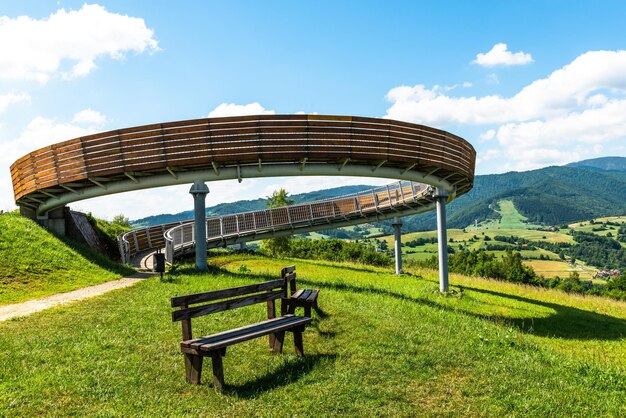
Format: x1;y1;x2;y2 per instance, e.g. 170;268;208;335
11;114;475;216
11;114;475;290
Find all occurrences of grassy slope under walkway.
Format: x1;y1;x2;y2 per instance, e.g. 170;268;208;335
0;212;133;305
1;253;624;416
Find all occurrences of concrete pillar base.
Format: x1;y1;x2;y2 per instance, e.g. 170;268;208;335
190;181;210;272
37;206;67;236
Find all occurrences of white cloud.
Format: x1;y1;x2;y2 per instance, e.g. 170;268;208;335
1;110;105;212
0;92;29;112
71;108;107;127
0;4;159;83
474;43;533;67
385;50;626;171
208;102;275;118
479;129;496;141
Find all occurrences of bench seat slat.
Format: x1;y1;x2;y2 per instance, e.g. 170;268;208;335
305;289;320;303
182;315;311;352
171;279;284;307
291;288;305;299
298;289;313;301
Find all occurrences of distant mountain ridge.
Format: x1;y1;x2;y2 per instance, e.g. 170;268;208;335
566;156;626;172
131;157;626;232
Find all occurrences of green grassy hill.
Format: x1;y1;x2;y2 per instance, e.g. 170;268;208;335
1;253;624;416
0;212;133;305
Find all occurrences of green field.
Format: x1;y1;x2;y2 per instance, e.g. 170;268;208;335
1;253;625;416
0;213;133;305
469;200;542;230
378;199;599;279
569;216;626;248
524;259;597;280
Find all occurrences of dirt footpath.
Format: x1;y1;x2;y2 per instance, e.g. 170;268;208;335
0;272;153;322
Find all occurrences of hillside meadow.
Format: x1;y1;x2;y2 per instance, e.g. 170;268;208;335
1;253;624;416
0;213;133;305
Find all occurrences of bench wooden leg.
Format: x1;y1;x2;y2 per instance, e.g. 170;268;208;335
304;305;312;317
184;353;203;385
293;328;304;356
210;352;225;390
269;333;276;350
272;331;285;354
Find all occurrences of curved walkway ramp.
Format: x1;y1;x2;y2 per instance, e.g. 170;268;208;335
119;181;434;265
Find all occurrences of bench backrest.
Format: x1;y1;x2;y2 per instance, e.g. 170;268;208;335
281;265;297;295
171;279;287;323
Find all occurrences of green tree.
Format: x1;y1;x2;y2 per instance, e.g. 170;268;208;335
266;188;295;208
112;214;131;228
261;188;294;256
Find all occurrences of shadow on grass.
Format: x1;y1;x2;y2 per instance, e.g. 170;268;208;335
298;278;626;341
204;251;391;275
462;286;626;340
224;353;337;398
58;235;135;276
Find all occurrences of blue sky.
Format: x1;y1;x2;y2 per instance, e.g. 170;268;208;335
1;1;626;219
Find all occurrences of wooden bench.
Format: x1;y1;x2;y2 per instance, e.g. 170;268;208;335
282;265;320;317
171;278;312;390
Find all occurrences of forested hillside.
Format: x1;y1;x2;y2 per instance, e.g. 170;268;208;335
401;157;626;231
132;157;626;232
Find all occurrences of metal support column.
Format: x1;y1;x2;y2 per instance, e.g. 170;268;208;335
393;216;403;275
189;180;209;272
435;187;449;292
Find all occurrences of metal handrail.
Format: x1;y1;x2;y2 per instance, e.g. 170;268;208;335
119;180;431;264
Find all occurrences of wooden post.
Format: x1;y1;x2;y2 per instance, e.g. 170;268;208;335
294;329;304;356
184;353;203;384
272;331;285;354
210;352;225;390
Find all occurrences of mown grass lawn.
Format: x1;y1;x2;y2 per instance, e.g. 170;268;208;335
1;253;625;416
0;213;133;305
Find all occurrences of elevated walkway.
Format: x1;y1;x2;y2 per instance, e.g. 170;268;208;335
120;181;434;265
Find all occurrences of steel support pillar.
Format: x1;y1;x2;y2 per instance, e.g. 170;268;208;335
392;217;403;274
189;180;209;272
435;187;449;292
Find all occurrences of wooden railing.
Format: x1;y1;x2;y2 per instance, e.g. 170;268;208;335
11;115;475;215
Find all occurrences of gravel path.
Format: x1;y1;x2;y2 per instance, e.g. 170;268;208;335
0;272;153;322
